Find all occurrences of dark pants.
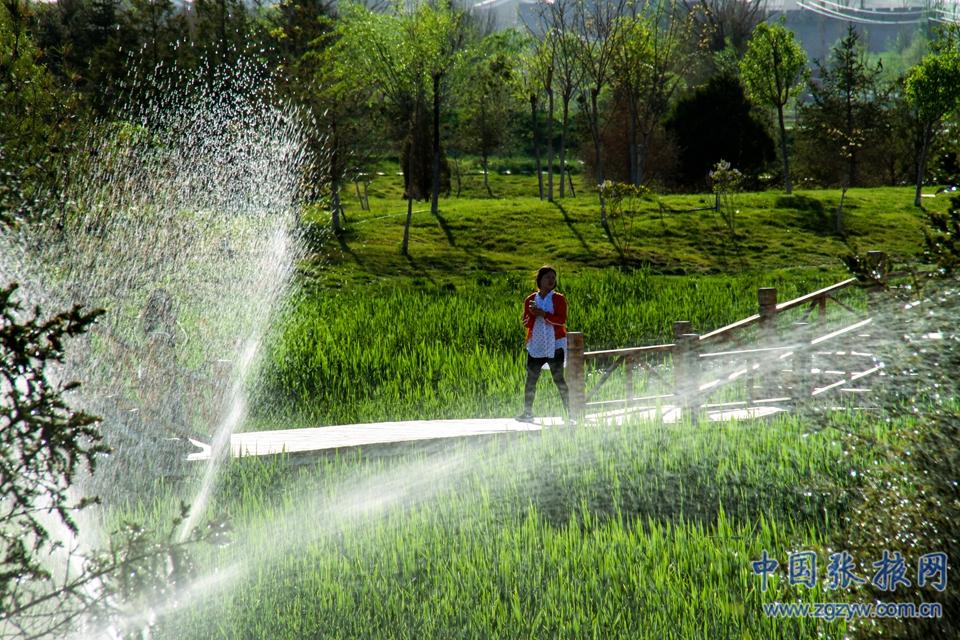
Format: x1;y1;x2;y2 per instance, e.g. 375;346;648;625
524;348;569;415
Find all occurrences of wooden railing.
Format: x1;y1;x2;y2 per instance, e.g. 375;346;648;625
565;251;890;420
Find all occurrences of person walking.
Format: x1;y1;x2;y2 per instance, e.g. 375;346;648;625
517;265;572;424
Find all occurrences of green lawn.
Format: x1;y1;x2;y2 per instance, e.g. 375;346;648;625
129;179;956;639
302;177;951;289
154;408;877;639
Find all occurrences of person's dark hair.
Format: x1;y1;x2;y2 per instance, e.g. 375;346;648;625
536;265;557;288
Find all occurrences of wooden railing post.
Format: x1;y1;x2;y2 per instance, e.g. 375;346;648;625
758;288;778;332
794;344;812;403
674;333;701;425
866;250;888;290
623;355;634;406
752;288;778;401
567;332;585;420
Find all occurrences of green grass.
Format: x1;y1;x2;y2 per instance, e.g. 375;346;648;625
251;268;855;427
150;407;879;639
118;177;957;638
303;178;951;289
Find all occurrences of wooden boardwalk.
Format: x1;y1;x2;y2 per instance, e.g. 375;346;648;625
186;405;790;461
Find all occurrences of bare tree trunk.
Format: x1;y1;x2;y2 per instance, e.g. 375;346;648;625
401;197;413;255
915;129;931;208
777;105;792;194
627;99;639;187
531;95;543;200
454;158;462;197
482;154;492;197
546;87;555;201
559;98;570;198
331;177;342;234
431;73;441;215
330;137;342;233
591;89;606;224
836;185;847;234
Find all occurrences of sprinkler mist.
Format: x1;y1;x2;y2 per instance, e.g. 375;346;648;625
0;52;314;636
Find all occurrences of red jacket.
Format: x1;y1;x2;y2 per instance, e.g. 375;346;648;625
522;291;567;343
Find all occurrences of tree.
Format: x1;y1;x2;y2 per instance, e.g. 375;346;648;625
191;0;264;88
333;1;469;250
514;41;547;199
268;3;373;233
665;73;774;189
0;0;81;209
739;19;807;194
0;284;105;636
534;31;557;200
904;27;960;207
547;10;584;198
682;0;768;72
333;2;429;254
415;0;474;216
301;41;383;233
573;0;629;224
457;32;520;197
0;282;226;638
609;1;694;187
796;25;887;189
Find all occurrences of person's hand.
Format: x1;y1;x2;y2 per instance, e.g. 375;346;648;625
532;307;546;317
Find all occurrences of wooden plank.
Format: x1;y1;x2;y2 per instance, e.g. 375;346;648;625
810;317;874;346
775;278;858;313
699;313;761;342
585;393;675;408
584;343;675;358
699;344;799;359
187;418;563;461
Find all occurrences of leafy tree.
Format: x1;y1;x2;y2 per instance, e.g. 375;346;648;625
0;0;81;209
333;2;429;254
514;37;548;200
0;281;227;638
534;0;585;198
534;30;557;200
267;3;368;232
191;0;266;87
904;27;960;207
796;25;887;189
513;39;547;199
333;1;467;251
412;0;473;215
300;41;383;233
739;19;807;194
0;284;105;636
573;0;629;224
457;32;520;197
610;1;694;187
665;73;774;189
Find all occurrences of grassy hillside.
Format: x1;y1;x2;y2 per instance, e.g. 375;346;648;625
302;177;951;288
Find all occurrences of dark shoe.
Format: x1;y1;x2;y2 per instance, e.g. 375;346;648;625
515;413;535;423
